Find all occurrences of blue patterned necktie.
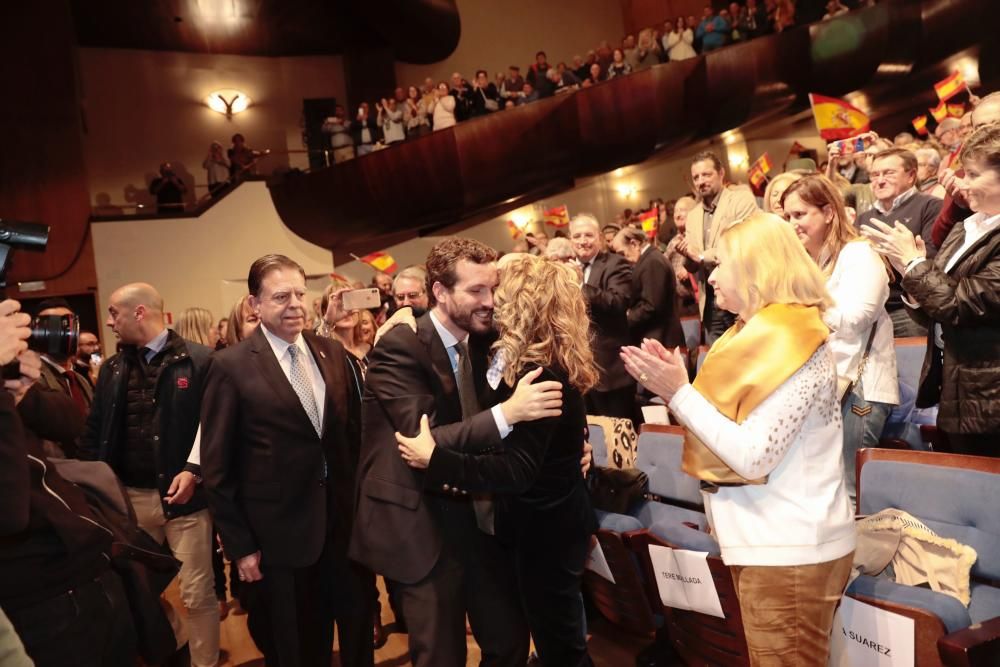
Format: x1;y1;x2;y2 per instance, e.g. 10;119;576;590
287;344;322;437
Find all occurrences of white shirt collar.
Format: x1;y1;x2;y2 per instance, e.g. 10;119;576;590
260;324;306;359
873;186;917;215
963;211;1000;237
429;309;468;349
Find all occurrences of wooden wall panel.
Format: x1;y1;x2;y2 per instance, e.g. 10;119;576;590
0;1;96;303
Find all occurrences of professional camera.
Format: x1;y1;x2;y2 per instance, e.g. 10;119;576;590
1;219;70;379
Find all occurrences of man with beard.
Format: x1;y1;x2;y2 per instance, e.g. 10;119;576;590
351;238;565;667
675;151;758;343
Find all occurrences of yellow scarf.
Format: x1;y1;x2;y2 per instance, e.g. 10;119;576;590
682;303;829;485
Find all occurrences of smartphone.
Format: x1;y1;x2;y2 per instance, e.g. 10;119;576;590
342;287;382;311
832;135;873;155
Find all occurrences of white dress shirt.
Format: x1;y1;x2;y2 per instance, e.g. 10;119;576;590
429;311;511;437
260;324;326;429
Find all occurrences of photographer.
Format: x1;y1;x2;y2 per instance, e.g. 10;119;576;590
149;161;187;215
0;298;136;667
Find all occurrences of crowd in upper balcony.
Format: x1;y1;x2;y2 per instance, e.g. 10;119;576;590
320;0;879;161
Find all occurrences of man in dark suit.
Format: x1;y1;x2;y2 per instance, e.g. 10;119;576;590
350;238;563;667
611;226;685;348
201;254;372;667
569;214;635;419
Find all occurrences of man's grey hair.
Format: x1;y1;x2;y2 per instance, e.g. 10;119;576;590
915;148;941;170
569;213;601;232
393;265;427;292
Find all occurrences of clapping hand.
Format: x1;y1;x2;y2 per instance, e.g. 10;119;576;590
859;219;926;274
620;339;689;404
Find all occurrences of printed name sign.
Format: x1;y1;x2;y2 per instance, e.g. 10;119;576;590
829;596;914;667
585;538;615;583
647;545;724;618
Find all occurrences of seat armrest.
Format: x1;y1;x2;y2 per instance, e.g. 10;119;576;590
939;616;1000;667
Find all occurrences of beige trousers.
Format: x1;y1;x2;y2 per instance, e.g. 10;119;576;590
127;488;219;667
730;552;854;667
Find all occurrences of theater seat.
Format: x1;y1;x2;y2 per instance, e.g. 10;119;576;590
847;448;1000;667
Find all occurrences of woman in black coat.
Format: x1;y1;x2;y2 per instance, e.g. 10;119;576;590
862;123;1000;455
397;254;599;666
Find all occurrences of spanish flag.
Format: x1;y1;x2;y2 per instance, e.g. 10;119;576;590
543;205;570;228
748;152;773;188
358;251;397;274
911;114;928;136
808;93;870;141
507;220;524;240
947;103;965;118
934;71;965;102
638;209;658;239
929;101;948;123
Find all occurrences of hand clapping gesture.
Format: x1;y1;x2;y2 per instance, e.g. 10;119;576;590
620;339;689;404
859;219;927;274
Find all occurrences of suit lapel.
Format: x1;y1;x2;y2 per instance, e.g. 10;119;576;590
588;252;607;287
417;314;460;407
249;327;315;436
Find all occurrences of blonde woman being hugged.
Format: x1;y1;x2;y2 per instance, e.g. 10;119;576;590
782;175;897;504
622;212;855;666
397;254;599;667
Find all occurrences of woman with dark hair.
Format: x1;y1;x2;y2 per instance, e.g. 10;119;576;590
429;81;456;130
397;254;599;666
606;49;631;78
782;175;897;501
664;16;697;61
404;85;430;137
862;124;1000;454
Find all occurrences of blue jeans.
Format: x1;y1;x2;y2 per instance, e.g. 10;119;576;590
841;380;893;507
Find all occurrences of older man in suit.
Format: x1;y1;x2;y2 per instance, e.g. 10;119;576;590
675;150;759;344
351;238;563;667
569;213;635;419
201;254;371;667
611;226;684;349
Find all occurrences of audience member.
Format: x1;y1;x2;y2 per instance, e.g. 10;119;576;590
471;70;501;116
201;255;373;667
176;306;220;349
378;98;406;145
773;0;797;31
431;82;458;130
450;72;474;122
320;280;372;365
544;236;576;263
677;151;759;343
392;266;429;312
763;171;806;217
203;141;230;197
823;0;850;20
352;103;380;156
862;124;1000;455
782;175;898;502
742;0;769;38
526;51;550;89
228;133;267;180
664;196;698;314
322;105;356;163
149;162;187;214
79;283;218;667
855;148;942;336
915;147;946;197
664;17;697;61
215;319;228;350
623;212;854;666
356;309;377;348
404;85;431;137
606;49;632;79
224;294;260;347
394;254;597;666
696;7;730;52
570;214;635;419
612;226;684;352
371;270;394;299
74;330;101;387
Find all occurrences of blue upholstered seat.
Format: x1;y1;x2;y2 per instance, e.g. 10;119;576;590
588;423;608;467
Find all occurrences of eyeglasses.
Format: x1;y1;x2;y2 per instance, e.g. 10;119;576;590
395;292;424;302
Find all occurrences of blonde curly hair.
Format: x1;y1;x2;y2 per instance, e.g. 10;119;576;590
492;254;598;393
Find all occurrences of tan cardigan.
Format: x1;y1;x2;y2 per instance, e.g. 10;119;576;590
684;184;759;316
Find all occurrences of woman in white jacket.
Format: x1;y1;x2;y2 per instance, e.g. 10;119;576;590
782;175;898;504
663;17;697;61
429;81;456;131
622;212;855;667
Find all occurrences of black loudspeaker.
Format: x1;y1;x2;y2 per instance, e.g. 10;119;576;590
302;97;340;171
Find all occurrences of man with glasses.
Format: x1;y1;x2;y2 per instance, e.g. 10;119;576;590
856;148;942;336
393;266;430;312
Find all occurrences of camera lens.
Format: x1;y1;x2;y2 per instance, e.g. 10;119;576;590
28;314;79;358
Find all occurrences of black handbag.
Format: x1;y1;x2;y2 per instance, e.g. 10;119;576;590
587;466;649;514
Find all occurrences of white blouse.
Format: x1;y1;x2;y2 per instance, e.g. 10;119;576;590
824;240;899;405
669;344;856;567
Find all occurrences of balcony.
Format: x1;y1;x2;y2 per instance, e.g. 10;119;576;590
267;0;995;263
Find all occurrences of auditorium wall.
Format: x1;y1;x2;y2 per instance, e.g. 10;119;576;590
78;48;347;211
394;0;626;87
